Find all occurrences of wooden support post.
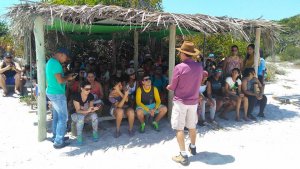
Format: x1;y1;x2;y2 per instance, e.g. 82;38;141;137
168;25;176;119
134;30;139;72
254;28;261;75
33;16;47;142
24;31;29;65
112;33;116;72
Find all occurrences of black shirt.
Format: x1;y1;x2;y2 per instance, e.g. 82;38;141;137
208;76;224;97
73;93;94;107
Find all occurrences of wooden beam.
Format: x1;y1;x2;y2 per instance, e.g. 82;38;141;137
168;25;176;119
112;33;116;72
254;28;261;75
134;30;139;72
33;16;47;142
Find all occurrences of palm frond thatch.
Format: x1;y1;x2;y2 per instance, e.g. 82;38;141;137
6;2;282;48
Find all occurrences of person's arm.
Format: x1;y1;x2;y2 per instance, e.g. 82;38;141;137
256;78;264;95
224;82;232;96
153;87;161;110
0;62;10;74
242;79;256;96
13;62;22;73
240;58;244;71
98;83;104;99
223;58;228;73
206;81;212;98
116;90;129;108
73;100;91;115
136;87;150;112
55;73;73;84
167;66;180;91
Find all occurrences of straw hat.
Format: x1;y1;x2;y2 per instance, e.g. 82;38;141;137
176;41;200;56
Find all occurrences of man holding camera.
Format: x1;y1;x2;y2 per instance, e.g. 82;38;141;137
0;52;22;96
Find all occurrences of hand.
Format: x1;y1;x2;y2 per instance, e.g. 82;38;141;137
87;107;93;113
5;65;11;71
124;90;129;96
231;91;236;95
255;93;262;100
149;109;155;117
166;85;171;91
239;93;244;97
92;107;99;112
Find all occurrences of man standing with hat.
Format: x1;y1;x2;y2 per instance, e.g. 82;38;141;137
46;48;76;149
167;41;203;166
0;52;22;96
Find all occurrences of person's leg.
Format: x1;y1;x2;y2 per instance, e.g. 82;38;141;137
216;99;223;112
51;107;58;139
219;101;235;120
186;104;198;155
243;96;249;120
258;95;267;116
201;100;206;121
0;74;7;95
14;73;21;93
126;108;135;131
209;99;217;121
54;95;68;145
236;97;242;121
74;113;85;136
247;96;257;119
136;108;145;124
154;105;167;122
90;113;98;133
176;130;186;151
114;108;124;132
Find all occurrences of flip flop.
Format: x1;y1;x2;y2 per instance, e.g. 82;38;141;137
14;90;21;95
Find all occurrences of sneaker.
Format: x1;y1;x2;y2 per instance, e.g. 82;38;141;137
248;114;257;121
172;153;190;166
152;121;160;132
128;129;135;137
257;113;265;118
51;136;69;143
114;130;121;138
92;131;99;142
188;144;197;155
53;141;70;149
139;123;145;133
77;135;83;146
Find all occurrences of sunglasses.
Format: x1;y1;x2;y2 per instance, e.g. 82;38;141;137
80;71;85;74
215;70;223;73
143;78;151;81
84;88;91;91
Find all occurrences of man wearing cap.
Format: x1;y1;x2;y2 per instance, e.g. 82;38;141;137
167;41;203;166
46;48;76;149
0;52;22;96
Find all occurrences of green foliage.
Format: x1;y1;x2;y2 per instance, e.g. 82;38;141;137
277;15;300;61
186;34;249;60
279;45;300;61
46;0;163;11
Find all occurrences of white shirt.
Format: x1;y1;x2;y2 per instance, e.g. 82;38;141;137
226;77;241;89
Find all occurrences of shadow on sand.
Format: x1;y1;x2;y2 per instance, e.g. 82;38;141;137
190;151;235;165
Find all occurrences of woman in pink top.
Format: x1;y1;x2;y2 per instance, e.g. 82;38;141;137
223;45;244;77
86;72;104;109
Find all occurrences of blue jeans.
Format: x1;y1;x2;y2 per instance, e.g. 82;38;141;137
47;94;68;145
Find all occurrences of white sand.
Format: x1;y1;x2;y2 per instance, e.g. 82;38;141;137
0;63;299;169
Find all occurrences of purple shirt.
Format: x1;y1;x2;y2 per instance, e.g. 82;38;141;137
169;59;203;105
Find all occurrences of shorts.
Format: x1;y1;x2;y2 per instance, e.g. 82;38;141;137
136;103;165;115
258;75;264;85
171;101;198;130
109;105;129;118
5;76;15;85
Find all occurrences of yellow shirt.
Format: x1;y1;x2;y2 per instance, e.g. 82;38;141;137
244;55;260;68
136;86;161;112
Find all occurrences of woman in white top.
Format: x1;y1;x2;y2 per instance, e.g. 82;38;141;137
126;68;137;107
225;68;249;121
197;71;218;126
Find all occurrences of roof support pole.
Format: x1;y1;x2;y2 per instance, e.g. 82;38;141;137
34;16;47;142
112;33;116;72
134;30;139;72
254;28;261;75
24;30;29;65
168;24;176;119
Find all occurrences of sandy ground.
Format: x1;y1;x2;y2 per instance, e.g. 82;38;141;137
0;62;300;169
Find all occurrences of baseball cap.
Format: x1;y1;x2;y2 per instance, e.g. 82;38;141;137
89;57;96;61
4;52;13;58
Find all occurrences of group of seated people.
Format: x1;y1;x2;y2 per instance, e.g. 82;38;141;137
64;55;168;145
197;44;267;126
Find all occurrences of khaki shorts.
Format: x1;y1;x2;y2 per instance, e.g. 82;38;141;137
171;101;198;130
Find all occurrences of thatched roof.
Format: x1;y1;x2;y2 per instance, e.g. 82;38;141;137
6;2;282;46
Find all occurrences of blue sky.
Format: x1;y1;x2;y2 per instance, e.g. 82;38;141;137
1;0;299;21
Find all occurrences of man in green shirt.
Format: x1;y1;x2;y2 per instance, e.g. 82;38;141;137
46;48;76;149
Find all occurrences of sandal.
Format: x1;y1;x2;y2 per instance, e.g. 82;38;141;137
14;90;21;95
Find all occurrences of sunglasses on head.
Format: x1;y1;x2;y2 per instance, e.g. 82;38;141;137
143;77;150;81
